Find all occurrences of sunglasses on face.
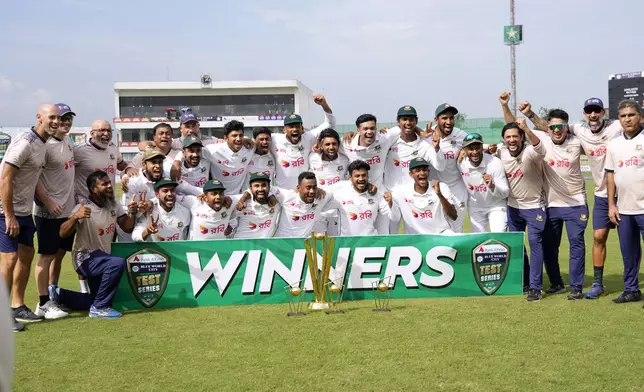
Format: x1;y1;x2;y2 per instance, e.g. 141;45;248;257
464;133;483;142
584;107;603;115
548;124;568;131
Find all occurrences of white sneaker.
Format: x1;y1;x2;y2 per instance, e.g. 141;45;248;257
35;301;69;320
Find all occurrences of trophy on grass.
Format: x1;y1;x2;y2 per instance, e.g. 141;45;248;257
372;276;392;312
304;231;344;313
284;279;306;317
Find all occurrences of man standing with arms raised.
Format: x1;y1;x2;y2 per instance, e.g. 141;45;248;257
0;104;58;332
605;100;644;304
272;95;335;188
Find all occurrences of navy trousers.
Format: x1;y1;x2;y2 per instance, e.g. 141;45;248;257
616;214;644;292
507;206;547;291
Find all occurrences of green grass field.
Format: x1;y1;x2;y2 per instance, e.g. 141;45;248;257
12;181;644;392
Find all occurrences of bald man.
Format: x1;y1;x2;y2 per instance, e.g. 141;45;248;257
0;104;58;332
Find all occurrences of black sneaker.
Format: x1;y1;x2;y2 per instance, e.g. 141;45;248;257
545;284;566;295
613;290;642;304
13;305;44;323
12;318;25;332
523;286;529;295
527;288;542;302
567;289;583;300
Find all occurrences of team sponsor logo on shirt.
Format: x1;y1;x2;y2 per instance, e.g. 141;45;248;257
468;184;488;192
291;212;315;221
217;159;230;165
365;156;381;165
249;220;272;230
411;209;433;219
280;157;305;168
341;200;354;205
617;157;639;168
506;168;523;179
319;177;340;186
393;159;410;168
199;224;226;235
546;157;570;168
97;223;115;236
63;159;75;170
444;151;455;159
587;146;606;157
349;210;373;220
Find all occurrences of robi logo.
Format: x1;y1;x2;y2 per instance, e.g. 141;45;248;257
248;222;257;230
587;146;606;157
349;212;358;221
217;159;230;165
292;212;314;221
199;225;208;235
222;170;230;176
618;157;639;168
393;159;400;167
280;160;290;168
63;159;75;170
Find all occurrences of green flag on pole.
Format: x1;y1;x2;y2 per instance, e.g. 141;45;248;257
504;25;522;45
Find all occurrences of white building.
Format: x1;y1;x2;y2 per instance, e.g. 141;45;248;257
113;78;316;160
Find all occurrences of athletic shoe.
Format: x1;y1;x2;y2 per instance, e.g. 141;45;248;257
34;301;69;320
48;285;71;312
567;289;583;300
545;284;566;295
12;318;25;332
526;288;542;302
584;283;605;299
89;305;121;319
612;290;642;304
523;286;529;295
13;305;44;323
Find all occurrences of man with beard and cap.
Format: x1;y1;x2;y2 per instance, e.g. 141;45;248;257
272;95;335;189
458;133;510;233
605;100;644;304
324;160;397;236
31;103;78;320
172;135;210;195
171;109;217;150
73;119;136;201
132;179;190;242
308;129;349;234
177;179;237;240
272;171;333;238
532;108;587;300
518;98;622;300
384;105;444;233
497;96;548;301
389;157;457;235
243;127;276;190
231;172;281;239
51;170;137;319
0;104;58;331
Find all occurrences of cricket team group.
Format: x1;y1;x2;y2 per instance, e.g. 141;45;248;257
2;92;644;332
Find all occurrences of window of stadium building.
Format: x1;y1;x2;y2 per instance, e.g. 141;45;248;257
118;94;295;118
121;129;142;143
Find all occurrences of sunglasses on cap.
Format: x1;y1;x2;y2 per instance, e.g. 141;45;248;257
548;124;568;131
584;107;603;115
464;133;483;142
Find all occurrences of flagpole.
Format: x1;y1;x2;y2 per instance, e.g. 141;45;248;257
510;0;517;117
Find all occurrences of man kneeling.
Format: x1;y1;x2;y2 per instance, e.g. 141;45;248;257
51;171;136;318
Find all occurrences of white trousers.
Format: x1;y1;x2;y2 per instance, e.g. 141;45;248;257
469;208;508;233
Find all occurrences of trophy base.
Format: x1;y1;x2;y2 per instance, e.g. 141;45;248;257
324;309;345;315
287;312;306;317
309;302;330;310
372;308;391;312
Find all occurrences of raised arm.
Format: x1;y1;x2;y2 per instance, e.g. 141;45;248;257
518;101;549;132
516;118;541;146
499;92;516;123
309;95;335;138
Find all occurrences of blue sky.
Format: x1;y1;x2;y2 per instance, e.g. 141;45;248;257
1;0;642;126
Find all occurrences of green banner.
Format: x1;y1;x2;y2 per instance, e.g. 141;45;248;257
112;233;525;310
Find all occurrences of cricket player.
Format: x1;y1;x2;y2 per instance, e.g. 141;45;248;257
519;98;623;298
458;133;509;232
132;179;190;242
272;95;335;188
605;100;644;304
53;170;137;318
243;127;276;190
177;180;238;240
173;136;210;194
32;103;78;319
389;157;457;234
231;172;280;239
324;160;396;236
0;104;58;332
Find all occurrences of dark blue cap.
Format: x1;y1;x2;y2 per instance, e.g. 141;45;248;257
180;112;198;124
584;97;604;109
55;103;75;117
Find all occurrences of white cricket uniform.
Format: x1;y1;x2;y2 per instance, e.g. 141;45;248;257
458;154;509;233
271;112;335;189
308;153;349;234
34;135;76;219
536;132;586;208
604;131;644;214
390;183;456;235
384;130;445;233
243;152;277;190
174;159;210;196
73;140;123;201
177;194;239;240
570;120;622;197
325;181;395;236
131;198;191;242
341;128;401;187
272;187;332;238
497;142;547;210
432;128;468;233
198;143;255;194
231;197;281;239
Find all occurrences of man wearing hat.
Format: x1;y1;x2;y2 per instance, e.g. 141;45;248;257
170;109;217;150
428;103;470;233
458;133;509;233
389;157;457;234
271;95;335;188
170;135;211;195
177;180;237;240
53;170;137;318
384;105;444;233
132;179;190;242
31;103;78;320
231;172;280;239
